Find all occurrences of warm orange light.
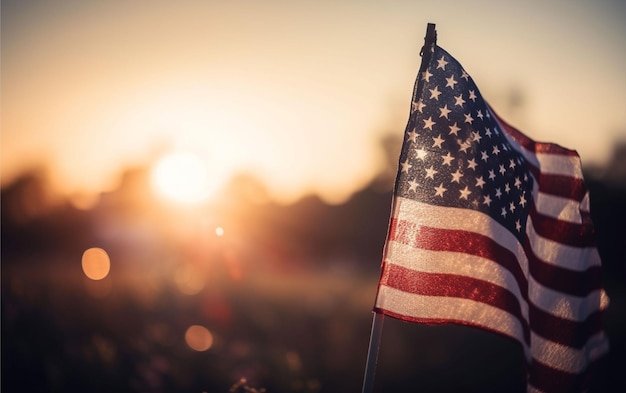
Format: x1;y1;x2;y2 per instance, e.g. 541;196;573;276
150;151;217;204
215;226;224;237
174;264;205;295
185;325;213;351
81;247;111;280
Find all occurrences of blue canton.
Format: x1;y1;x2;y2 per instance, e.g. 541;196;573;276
396;46;533;241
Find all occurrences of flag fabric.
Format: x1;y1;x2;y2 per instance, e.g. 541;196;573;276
373;45;609;392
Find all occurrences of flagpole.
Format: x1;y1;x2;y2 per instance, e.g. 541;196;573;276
361;311;384;393
360;22;437;393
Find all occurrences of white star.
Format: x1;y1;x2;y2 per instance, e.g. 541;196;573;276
432;134;445;148
476;110;484;120
454;94;466;107
451;169;463;183
471;131;482;143
412;99;426;113
469;90;477;101
467;158;478;170
423;116;436;130
485;128;492;138
488;170;496;180
434;183;447;197
425;166;438;179
464;113;474;124
492;145;500;155
461;70;469;80
414;148;428;160
459;186;471;200
436;56;448;70
445;75;457;89
482;195;492;206
509;202;516;213
499;164;506;175
495;188;502;199
501;207;507;218
509;159;516;169
514;177;522;189
406;129;418;142
448;122;461;136
515;220;522;232
505;183;511;194
408;179;419;192
429;86;442;100
480;151;489;162
441;152;454;166
421;70;433;82
401;159;412;173
519;193;527;207
458;140;471;153
475;176;486;188
439;105;451;119
415;98;426;113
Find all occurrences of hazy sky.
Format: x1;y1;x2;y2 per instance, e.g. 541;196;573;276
2;0;625;203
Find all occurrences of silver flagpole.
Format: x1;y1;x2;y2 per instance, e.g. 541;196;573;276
361;312;385;393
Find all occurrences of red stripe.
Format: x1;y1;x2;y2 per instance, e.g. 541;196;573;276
380;263;531;345
529;202;597;247
529;167;588;201
529;357;603;393
527;253;603;297
491;108;579;157
529;305;605;349
389;219;603;297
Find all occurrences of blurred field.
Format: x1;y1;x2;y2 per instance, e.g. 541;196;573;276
2;146;625;392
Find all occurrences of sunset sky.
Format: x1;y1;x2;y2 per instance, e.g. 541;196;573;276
2;0;625;204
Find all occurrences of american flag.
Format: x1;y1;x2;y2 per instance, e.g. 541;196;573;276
373;45;609;392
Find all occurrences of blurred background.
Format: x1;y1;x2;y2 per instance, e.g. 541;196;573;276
2;1;625;392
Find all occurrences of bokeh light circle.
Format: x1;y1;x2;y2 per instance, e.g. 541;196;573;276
185;325;214;351
81;247;111;280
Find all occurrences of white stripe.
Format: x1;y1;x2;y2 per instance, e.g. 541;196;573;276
531;331;610;374
535;191;583;224
375;285;531;360
534;152;584;179
526;216;602;270
528;282;605;321
527;385;546;393
580;192;591;213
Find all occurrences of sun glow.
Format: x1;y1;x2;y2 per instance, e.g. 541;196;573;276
150;151;220;204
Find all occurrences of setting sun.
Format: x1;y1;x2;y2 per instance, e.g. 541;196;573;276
150;151;219;205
